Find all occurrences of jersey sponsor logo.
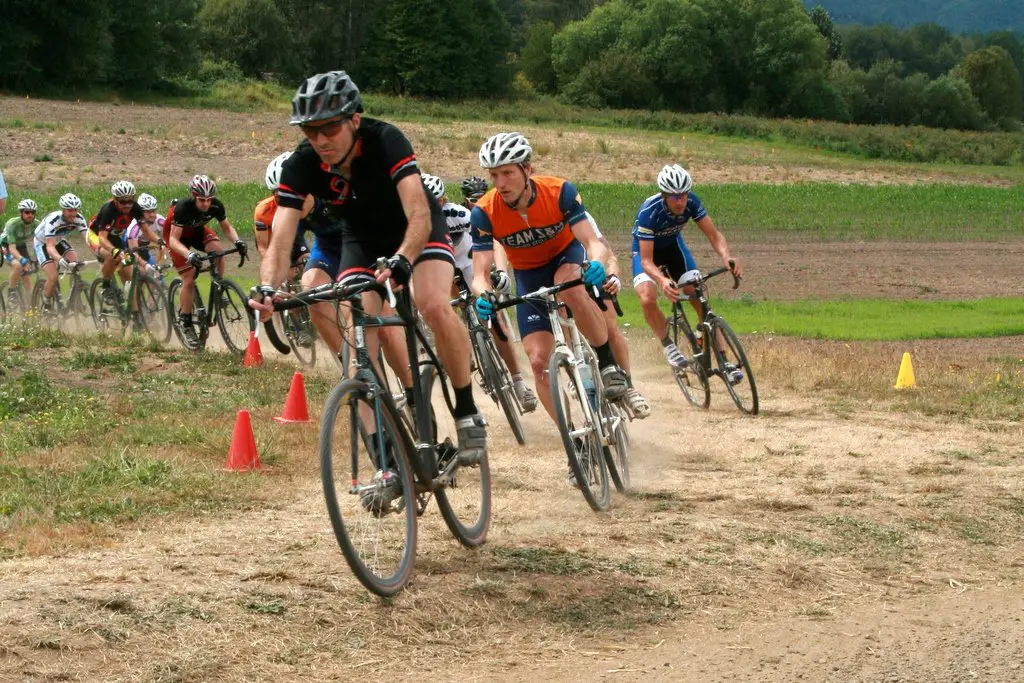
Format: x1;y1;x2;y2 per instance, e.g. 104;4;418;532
497;223;565;250
328;176;351;202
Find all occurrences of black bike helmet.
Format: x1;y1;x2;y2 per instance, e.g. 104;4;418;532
290;71;363;125
461;176;488;200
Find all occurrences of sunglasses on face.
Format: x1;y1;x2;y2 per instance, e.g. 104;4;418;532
300;117;349;139
116;199;135;206
21;210;36;215
663;193;687;201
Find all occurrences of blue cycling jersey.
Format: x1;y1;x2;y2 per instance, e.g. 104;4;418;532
631;192;707;252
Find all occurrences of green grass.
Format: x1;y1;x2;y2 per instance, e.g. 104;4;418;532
6;182;1022;243
616;294;1024;341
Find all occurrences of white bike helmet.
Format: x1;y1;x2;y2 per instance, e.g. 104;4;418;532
111;180;137;198
422;173;445;201
265;152;291;191
657;164;693;194
137;193;158;211
58;193;82;210
17;199;38;212
189;174;217;197
479;132;532;169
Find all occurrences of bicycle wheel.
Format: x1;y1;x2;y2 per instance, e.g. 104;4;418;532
472;328;526;445
89;278;125;335
548;350;610;512
670;305;711;409
277;307;317;367
0;285;6;323
135;275;172;344
67;279;93;326
320;378;418;597
215;279;253;356
423;364;492;548
602;407;630;493
32;280;62;328
709;317;759;415
168;279;201;351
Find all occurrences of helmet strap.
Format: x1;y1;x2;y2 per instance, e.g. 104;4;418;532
503;164;532;210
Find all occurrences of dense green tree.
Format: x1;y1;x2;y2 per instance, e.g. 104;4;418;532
920;74;988;129
520;21;558;93
198;0;296;79
954;46;1023;122
808;4;844;60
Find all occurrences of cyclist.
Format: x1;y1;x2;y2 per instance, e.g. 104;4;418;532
33;193;88;308
89;180;161;306
255;152;310;269
469;131;628;429
584;210;651;419
3;199;40;305
250;70;486;466
422;173;538;413
633;164;743;382
165;174;247;347
124;192;166;264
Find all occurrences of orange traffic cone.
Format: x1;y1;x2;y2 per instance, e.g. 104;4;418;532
274;371;311;423
243;315;264;368
225;410;261;471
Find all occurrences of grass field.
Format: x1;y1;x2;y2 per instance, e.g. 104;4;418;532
614;295;1024;340
8;182;1024;242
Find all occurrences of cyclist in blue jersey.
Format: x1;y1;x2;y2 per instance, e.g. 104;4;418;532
632;164;742;377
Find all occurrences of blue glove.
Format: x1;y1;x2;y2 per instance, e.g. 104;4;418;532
475;295;496;321
583;260;606;287
19;257;29;266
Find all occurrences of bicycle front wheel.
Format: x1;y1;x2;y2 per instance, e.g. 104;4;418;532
549;351;610;512
473;328;526;445
710;317;759;415
670;305;711;409
424;364;492;548
89;278;126;335
135;275;172;344
601;402;630;494
320;378;418;597
215;279;253;356
277;307;317;367
67;279;93;327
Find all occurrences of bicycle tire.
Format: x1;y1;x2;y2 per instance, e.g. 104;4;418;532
263;315;292;355
603;411;631;493
278;308;317;367
32;279;63;328
167;278;204;351
0;286;6;323
320;378;418;597
423;364;492;548
89;277;126;336
67;279;93;324
670;304;711;409
135;275;172;344
549;350;610;512
473;328;526;445
709;317;759;415
215;279;253;356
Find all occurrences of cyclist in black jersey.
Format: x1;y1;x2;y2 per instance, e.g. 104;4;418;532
250;70;486;465
90;180;161;306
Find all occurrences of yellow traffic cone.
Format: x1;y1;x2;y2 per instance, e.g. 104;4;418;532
894;352;916;389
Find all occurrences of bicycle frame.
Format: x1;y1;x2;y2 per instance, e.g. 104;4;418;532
669;265;736;372
187;248;245;329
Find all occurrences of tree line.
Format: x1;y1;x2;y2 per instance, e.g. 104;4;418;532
1;0;1021;132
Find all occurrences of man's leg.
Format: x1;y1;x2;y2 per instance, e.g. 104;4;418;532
603;303;650;419
41;261;58;299
412;258;485;465
522;330;556;420
492;325;538;411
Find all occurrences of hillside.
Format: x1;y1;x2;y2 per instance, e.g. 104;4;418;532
805;0;1024;34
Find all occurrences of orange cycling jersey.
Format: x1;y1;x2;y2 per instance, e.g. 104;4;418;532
470;175;587;270
254;195;278;237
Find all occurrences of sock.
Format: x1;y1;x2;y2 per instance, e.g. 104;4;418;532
453;383;477;419
511;373;523;383
102;278;112;288
594;342;616;369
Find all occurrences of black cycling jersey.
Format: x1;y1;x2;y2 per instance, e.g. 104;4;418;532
90;200;144;235
168;197;227;239
277;117;438;239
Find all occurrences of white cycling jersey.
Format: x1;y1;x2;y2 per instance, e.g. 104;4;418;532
443;202;473;281
126;214;165;245
585;210;604;240
33;210;87;263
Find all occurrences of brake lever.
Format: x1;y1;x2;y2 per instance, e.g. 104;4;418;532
375;257;398;308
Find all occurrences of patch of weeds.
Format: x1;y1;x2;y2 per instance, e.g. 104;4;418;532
490;546;595;576
743;531;829;557
748;497;813;512
245;599;286;615
817;515;915;559
62;348;136;373
33;154;53;162
464;577;507;598
540;586;681;631
0;321;70;350
764;443;807;457
32;121;62;130
908;462;966;476
1;118;25;128
617;560;657;577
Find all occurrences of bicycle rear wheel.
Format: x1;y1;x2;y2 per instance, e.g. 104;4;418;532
320;378;418;597
670;304;711;409
424;364;492;548
67;279;92;327
277;307;317;367
472;328;526;445
89;278;125;335
549;350;610;512
709;317;759;415
215;279;253;356
135;275;172;344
